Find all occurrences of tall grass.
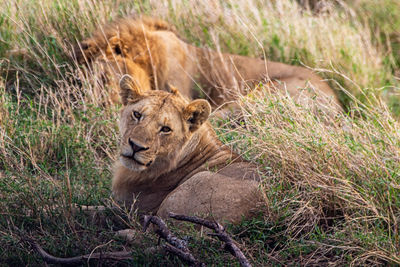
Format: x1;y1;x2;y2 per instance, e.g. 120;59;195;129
0;0;399;265
216;87;400;265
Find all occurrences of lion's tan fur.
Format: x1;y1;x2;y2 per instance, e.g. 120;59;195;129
76;17;342;113
112;76;262;223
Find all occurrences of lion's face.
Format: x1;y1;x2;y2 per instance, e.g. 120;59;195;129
76;35;153;104
118;75;211;174
119;92;188;172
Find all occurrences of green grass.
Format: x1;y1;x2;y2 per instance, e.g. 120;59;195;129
1;0;400;266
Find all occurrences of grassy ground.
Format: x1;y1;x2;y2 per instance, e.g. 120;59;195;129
0;0;399;265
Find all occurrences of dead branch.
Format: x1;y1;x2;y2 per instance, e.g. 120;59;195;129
163;244;201;266
169;212;252;267
143;215;205;267
26;238;133;265
27;213;250;266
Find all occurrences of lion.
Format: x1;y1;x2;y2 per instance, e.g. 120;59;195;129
75;17;343;113
112;75;263;223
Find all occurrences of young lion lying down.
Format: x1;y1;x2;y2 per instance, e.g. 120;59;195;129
112;75;263;223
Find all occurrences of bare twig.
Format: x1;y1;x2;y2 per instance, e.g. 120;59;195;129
163;244;201;266
25;238;133;265
169;212;252;267
28;213;250;267
143;215;204;267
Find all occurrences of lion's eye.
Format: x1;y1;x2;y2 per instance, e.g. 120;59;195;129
160;126;172;133
132;111;141;120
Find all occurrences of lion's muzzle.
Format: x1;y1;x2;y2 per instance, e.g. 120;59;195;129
120;138;154;168
128;138;149;154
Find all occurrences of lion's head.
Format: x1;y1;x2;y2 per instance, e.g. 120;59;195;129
117;75;211;176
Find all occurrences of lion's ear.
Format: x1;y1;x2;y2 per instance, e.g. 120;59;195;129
119;75;142;105
183;99;211;132
107;36;127;57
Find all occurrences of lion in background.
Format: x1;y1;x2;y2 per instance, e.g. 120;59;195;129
75;16;343;113
112;75;263;223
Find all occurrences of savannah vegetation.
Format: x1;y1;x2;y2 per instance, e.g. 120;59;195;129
0;0;399;265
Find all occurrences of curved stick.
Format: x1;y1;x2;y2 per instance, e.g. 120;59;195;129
26;238;132;265
169;213;252;267
143;215;204;267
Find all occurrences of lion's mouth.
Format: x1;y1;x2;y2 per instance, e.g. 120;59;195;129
121;154;153;167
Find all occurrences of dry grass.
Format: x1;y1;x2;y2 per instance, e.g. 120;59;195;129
0;0;399;265
148;0;398;109
216;86;400;265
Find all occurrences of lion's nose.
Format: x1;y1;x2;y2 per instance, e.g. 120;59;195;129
128;138;149;154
